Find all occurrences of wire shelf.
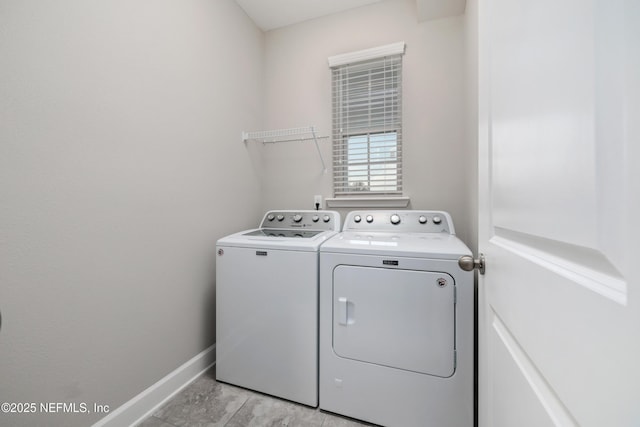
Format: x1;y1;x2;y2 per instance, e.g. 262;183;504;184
241;126;328;172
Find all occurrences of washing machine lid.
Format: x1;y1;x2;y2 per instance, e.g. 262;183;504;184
217;210;341;251
217;228;338;251
320;231;471;259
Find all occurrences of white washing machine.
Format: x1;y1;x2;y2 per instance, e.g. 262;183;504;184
319;210;474;427
216;210;340;407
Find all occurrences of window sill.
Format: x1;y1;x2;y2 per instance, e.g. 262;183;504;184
325;196;411;209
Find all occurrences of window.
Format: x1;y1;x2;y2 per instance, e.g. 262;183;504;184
330;44;404;197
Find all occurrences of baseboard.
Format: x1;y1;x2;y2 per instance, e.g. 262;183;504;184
92;344;216;427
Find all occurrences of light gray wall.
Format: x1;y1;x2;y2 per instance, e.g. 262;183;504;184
464;0;479;253
0;1;264;426
260;0;475;247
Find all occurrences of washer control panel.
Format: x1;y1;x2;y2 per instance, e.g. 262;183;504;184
345;210;453;234
260;210;341;231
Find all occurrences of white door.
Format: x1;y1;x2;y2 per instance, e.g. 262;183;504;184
478;0;640;426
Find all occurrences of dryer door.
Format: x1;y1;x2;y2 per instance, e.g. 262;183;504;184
333;265;455;377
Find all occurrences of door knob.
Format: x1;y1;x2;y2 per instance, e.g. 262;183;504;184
458;254;486;275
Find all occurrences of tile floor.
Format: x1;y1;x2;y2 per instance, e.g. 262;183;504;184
137;367;375;427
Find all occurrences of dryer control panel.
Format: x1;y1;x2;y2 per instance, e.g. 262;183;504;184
260;210;341;231
343;210;454;234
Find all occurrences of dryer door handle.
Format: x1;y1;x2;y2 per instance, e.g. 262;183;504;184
337;297;355;326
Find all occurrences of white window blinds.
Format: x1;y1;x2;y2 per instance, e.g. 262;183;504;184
330;46;403;197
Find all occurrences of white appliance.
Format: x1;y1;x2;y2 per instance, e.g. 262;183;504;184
216;210;340;407
319;210;474;427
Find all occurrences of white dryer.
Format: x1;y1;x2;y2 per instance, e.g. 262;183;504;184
319;210;474;427
216;210;340;407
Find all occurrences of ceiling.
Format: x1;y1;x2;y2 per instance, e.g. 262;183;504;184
234;0;384;32
234;0;466;31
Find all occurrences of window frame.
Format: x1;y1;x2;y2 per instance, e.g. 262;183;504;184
330;44;404;198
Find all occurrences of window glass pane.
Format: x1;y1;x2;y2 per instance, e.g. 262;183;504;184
347;135;368;163
344;132;398;192
370;133;397;161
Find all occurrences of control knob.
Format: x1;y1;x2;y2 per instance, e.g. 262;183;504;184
390;214;401;225
432;216;442;224
292;214;303;223
267;214;275;221
366;215;374;223
312;215;319;222
323;215;331;223
354;215;362;223
276;214;284;221
419;215;427;224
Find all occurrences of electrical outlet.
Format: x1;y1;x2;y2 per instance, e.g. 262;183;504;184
314;195;323;210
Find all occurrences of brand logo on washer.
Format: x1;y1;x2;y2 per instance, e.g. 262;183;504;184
437;278;448;287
